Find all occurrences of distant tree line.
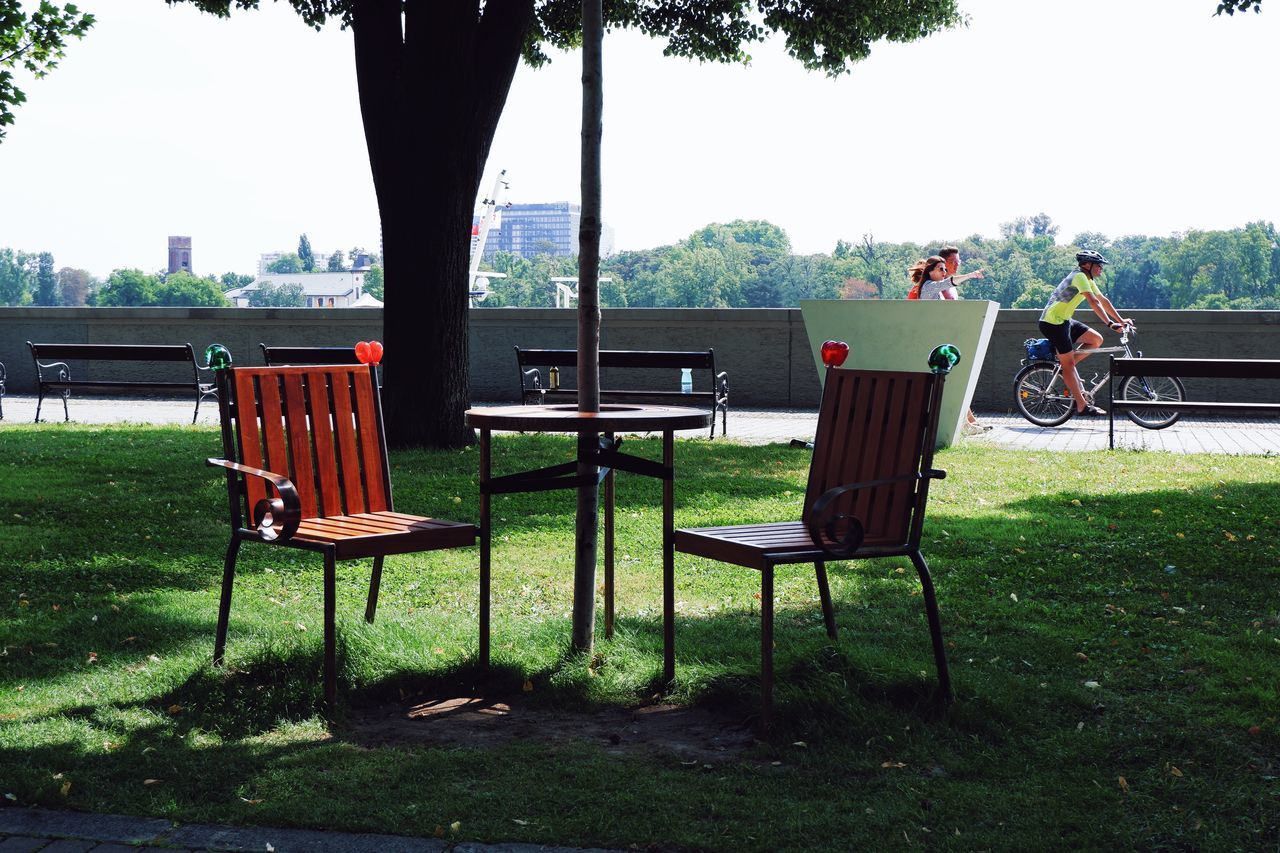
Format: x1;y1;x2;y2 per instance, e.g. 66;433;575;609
5;216;1276;310
478;217;1280;311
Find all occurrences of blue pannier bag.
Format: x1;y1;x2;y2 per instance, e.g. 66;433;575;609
1023;338;1055;362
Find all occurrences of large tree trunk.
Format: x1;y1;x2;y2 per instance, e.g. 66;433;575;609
349;0;534;449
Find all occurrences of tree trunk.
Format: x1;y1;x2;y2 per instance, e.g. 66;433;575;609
571;0;604;652
348;0;534;449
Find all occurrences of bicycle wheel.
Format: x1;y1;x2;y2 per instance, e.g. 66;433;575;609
1014;362;1074;427
1119;374;1185;429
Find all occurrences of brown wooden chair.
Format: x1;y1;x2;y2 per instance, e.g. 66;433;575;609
669;363;954;728
207;364;479;705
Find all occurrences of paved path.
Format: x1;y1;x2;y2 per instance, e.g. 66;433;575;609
2;394;1278;454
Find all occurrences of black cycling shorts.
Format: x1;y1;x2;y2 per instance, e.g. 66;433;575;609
1039;319;1090;355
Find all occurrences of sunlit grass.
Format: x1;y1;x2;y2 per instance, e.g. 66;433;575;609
1;425;1277;849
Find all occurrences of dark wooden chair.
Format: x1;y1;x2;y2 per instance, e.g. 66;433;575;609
670;364;953;728
207;364;479;705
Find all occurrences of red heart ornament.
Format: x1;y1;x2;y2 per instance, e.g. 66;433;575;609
368;340;384;365
820;340;850;367
355;341;372;364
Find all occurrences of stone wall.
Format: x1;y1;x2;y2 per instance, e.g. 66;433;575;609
3;306;1278;408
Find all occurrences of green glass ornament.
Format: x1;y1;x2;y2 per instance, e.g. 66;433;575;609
204;343;233;371
927;344;961;374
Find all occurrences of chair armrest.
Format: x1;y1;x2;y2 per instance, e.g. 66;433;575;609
715;371;729;397
521;367;543;390
806;469;945;558
207;457;302;542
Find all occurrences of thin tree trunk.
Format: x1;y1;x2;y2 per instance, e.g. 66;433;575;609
571;0;604;652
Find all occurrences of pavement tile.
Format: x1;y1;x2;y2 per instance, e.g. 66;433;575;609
0;837;53;853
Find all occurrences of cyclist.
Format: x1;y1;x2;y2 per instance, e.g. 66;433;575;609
1039;249;1133;416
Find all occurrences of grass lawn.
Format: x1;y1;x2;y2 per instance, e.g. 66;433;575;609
1;424;1277;850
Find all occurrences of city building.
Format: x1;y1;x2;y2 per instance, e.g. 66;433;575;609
480;202;615;259
167;236;192;274
224;271;375;308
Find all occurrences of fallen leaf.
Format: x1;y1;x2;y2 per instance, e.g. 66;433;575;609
60;781;72;796
1075;652;1089;661
1168;765;1183;777
881;761;907;769
1118;776;1129;793
143;779;162;785
167;704;183;715
1010;593;1019;603
450;821;461;834
522;679;534;692
1083;681;1101;689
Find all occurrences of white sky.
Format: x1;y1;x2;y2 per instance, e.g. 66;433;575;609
1;0;1276;279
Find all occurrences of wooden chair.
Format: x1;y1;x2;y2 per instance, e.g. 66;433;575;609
207;364;479;705
670;364;953;728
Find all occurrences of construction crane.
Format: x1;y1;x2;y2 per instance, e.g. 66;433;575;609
469;170;509;306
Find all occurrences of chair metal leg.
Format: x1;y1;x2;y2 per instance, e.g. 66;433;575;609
323;547;337;707
213;537;241;665
814;560;837;639
909;550;953;703
760;563;775;732
364;556;384;623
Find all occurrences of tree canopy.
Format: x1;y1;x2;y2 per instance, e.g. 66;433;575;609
0;1;94;140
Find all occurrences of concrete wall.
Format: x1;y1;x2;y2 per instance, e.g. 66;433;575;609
3;306;1278;408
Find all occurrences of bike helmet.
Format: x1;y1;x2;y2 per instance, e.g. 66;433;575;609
1076;250;1109;266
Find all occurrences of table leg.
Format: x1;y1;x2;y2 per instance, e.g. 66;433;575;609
663;429;675;682
605;432;615;639
479;427;491;669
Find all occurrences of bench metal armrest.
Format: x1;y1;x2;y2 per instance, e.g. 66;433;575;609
207;457;302;542
806;469;945;558
521;367;543;390
36;361;71;382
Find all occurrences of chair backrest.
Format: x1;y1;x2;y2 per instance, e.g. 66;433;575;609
216;364;391;525
802;367;944;549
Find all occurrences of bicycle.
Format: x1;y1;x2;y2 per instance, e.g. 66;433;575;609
1013;324;1186;429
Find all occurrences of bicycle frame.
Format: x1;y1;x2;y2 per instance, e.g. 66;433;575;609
1030;333;1140;406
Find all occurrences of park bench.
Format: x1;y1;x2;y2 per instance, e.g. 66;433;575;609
206;363;479;706
27;341;217;424
514;347;729;438
259;343;361;366
670;355;955;729
1108;357;1280;449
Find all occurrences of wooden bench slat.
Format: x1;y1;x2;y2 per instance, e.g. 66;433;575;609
1111;357;1280;380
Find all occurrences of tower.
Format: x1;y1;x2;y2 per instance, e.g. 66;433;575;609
167;236;192;274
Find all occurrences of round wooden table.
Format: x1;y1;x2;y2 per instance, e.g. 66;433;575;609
465;404;712;662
